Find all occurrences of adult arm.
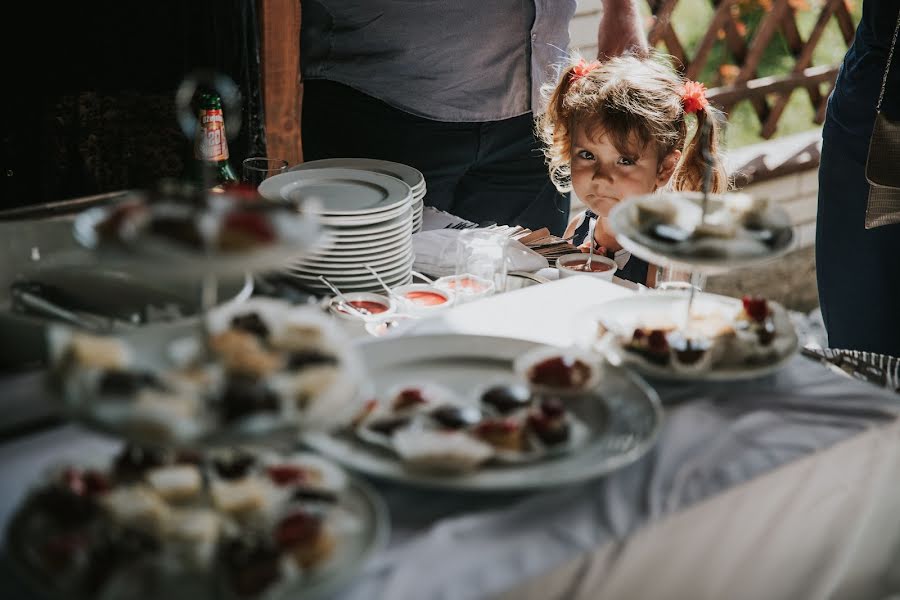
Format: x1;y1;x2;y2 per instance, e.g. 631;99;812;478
597;0;649;59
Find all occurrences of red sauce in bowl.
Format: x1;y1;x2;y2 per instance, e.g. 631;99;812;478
338;300;389;315
404;291;447;306
562;260;612;273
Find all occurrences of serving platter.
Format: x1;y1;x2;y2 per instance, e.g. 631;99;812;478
608;191;795;273
302;334;662;491
575;291;800;382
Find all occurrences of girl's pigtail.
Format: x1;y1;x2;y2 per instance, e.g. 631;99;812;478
538;60;596;192
672;105;729;194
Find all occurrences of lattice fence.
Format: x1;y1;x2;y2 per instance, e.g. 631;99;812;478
646;0;856;138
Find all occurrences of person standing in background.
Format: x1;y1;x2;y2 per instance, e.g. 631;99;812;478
816;0;900;356
299;1;647;235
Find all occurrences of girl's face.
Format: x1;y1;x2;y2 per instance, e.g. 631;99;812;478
570;123;679;218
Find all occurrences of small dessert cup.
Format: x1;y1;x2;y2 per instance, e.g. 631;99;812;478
556;253;617;281
434;274;494;304
392;284;453;315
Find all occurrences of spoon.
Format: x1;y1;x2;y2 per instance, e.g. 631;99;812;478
586;216;596;271
364;264;398;299
318;276;370;318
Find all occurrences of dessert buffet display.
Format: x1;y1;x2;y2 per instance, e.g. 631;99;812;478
73;187;321;280
48;299;366;446
608;191;794;271
352;381;592;472
302;334;662;491
576;292;799;381
5;444;387;600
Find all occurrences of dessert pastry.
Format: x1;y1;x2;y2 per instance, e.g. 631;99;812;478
11;448;358;599
60;333;131;372
146;465;203;502
209;330;283;378
429;405;483;430
527;355;593;389
526;399;571;446
625;328;672;366
392;429;493;473
392;387;429;412
218;374;282;424
479;384;532;415
474;419;526;452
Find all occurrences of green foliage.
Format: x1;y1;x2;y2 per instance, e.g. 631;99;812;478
657;0;862;148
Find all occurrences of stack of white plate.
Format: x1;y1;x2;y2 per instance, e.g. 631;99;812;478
258;167;415;293
287;158;425;233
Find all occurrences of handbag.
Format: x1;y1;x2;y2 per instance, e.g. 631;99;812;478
864;9;900;228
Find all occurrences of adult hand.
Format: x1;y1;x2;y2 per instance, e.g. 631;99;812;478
597;0;649;59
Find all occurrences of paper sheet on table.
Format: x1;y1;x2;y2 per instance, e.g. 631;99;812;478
412;229;548;278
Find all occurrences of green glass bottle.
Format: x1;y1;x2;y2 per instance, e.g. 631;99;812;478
192;92;239;188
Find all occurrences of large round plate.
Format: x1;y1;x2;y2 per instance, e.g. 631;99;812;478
73;206;324;281
576;291;799;381
302;334;662;491
289;158;425;194
293;273;413;294
324;213;413;242
608;192;795;273
306;237;412;258
297;242;411;265
5;465;388;600
260;168;412;216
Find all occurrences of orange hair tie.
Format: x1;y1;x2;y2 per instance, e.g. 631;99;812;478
682;80;709;114
570;59;600;83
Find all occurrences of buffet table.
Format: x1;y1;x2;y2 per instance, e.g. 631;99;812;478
1;277;898;599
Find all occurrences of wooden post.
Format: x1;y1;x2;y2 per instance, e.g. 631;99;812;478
259;0;303;166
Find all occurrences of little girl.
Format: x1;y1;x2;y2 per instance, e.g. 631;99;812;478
537;53;729;287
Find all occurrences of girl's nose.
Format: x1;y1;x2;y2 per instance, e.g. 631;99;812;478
591;162;614;183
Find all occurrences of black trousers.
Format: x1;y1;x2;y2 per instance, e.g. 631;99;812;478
301;80;569;235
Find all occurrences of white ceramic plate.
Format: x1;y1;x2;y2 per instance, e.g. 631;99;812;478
317;224;412;251
288;158;425;194
305;237;412;259
290;256;414;284
297;242;412;266
296;273;413;293
291;252;414;276
325;209;412;236
302;334;662;491
608;192;795;273
576;291;799;381
317;201;412;227
260;168;412;216
325;214;413;242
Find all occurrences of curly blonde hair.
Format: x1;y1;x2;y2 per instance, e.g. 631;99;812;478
536;53;729;195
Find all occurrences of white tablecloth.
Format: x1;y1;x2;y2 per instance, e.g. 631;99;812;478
1;278;897;600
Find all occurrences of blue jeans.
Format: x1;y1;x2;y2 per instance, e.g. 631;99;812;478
816;121;900;356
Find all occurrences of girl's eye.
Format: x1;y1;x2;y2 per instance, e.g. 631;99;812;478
576;150;594;160
617;156;636;166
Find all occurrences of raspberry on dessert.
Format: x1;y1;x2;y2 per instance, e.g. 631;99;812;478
393;388;427;411
367;416;411;436
741;295;769;322
528;356;592;389
527;399;571;446
266;465;310;487
275;511;323;549
63;468;111;498
539;398;566;419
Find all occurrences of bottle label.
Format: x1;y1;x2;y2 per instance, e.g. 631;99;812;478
195;108;230;161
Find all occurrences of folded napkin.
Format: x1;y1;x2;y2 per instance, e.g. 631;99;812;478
412;229;549;278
